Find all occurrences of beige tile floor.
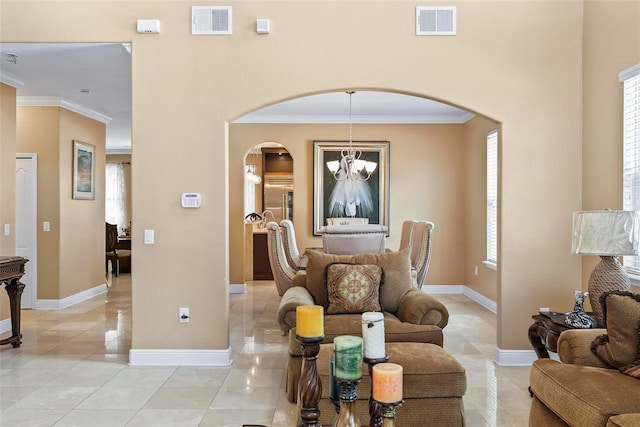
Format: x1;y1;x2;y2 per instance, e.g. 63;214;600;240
0;275;533;426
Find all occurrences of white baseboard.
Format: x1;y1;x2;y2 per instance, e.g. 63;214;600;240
36;283;107;310
229;283;247;294
0;317;11;335
494;348;559;366
129;348;233;366
423;284;464;294
462;286;497;313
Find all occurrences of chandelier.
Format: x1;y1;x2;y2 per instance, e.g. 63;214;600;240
245;150;261;184
326;91;377;181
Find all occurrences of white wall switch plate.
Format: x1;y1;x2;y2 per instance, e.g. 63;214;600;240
43;221;50;232
179;307;190;323
144;229;154;244
3;224;9;236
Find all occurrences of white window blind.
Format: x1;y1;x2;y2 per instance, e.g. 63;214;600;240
487;130;498;264
105;163;125;231
622;65;640;275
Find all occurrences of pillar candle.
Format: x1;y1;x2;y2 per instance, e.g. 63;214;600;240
296;305;324;338
361;311;385;359
372;363;403;403
333;335;363;380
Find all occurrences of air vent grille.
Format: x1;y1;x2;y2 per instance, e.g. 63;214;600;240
416;7;456;36
192;6;232;35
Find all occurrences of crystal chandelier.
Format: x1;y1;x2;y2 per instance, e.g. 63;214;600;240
326;91;377;181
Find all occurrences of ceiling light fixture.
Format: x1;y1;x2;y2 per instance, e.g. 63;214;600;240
326;91;377;181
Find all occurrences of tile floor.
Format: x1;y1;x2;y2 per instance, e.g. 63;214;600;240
0;275;533;426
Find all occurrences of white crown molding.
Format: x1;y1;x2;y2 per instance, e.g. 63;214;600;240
129;348;233;366
0;69;26;88
234;112;475;124
17;96;112;124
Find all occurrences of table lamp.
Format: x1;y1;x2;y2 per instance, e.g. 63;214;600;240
571;210;640;326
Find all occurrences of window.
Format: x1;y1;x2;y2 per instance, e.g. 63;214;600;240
486;130;498;268
622;64;640;276
105;162;125;232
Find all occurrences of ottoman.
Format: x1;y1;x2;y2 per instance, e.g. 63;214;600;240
315;342;467;426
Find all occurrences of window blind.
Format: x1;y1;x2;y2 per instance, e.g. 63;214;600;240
487;130;498;264
622;66;640;275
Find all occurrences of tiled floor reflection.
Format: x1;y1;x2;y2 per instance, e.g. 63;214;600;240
0;277;532;426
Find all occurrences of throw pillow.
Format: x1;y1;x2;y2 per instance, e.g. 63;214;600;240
352;248;413;313
591;291;640;368
326;263;383;314
619;325;640;379
304;249;354;307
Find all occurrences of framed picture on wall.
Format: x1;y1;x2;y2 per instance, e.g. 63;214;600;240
72;140;95;200
313;140;390;236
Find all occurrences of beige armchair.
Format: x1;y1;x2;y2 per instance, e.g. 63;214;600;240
277;247;449;402
265;221;296;296
279;220;307;270
320;224;387;255
410;221;434;288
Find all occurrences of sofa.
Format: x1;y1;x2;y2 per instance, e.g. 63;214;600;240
277;247;449;402
529;291;640;426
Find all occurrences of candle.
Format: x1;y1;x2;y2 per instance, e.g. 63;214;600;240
361;312;385;359
296;305;324;338
372;363;403;403
329;354;340;400
333;335;363;380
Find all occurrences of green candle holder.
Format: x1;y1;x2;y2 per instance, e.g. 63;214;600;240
296;334;324;427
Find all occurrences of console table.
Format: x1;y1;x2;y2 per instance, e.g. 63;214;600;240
0;256;28;348
528;311;594;359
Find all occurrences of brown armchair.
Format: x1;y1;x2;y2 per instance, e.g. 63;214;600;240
277;247;449;402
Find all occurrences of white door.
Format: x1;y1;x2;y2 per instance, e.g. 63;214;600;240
16;154;37;309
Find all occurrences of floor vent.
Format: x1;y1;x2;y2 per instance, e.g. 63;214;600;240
416;6;456;36
192;6;232;35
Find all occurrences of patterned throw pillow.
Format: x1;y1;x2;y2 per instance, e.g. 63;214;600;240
326;263;383;314
591;291;640;369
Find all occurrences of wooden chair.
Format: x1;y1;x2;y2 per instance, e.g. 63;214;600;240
106;222;131;276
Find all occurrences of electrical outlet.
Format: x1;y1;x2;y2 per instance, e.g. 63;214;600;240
179;307;190;323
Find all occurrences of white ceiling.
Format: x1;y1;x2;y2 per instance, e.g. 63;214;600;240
0;43;474;153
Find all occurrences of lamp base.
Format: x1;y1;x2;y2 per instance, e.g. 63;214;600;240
588;256;631;327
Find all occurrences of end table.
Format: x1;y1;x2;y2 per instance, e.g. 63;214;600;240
528;311;595;359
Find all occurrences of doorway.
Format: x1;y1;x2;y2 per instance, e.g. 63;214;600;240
15;153;37;309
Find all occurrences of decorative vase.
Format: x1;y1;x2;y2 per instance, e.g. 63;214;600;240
565;290;595;329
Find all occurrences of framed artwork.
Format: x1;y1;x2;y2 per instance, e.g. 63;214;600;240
313;141;390;236
72;140;95;200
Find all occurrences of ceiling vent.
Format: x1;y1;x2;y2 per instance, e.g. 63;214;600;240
192;6;232;35
416;7;456;36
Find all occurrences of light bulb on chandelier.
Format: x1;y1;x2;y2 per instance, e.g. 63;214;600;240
326;91;377;181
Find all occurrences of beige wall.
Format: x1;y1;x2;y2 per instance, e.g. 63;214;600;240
581;1;640;303
16;106;105;300
230;123;471;287
0;83;17;318
1;1;637;353
464;116;500;301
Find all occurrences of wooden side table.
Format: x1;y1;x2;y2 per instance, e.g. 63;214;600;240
528;311;595;359
0;256;28;348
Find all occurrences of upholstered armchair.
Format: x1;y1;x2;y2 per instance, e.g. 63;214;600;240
277;247;449;402
320;224;387;255
279;220;307;270
409;221;434;288
265;221;296;296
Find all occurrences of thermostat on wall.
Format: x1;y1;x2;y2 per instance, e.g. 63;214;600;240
181;193;201;208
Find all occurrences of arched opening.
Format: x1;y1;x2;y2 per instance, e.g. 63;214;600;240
229;89;500;309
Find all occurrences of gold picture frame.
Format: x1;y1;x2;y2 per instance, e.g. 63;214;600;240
72;140;95;200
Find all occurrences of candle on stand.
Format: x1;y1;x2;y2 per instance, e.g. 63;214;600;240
296;305;324;338
333;335;363;380
362;312;385;359
372;363;403;403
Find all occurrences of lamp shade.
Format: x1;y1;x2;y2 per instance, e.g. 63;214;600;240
571;210;640;256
